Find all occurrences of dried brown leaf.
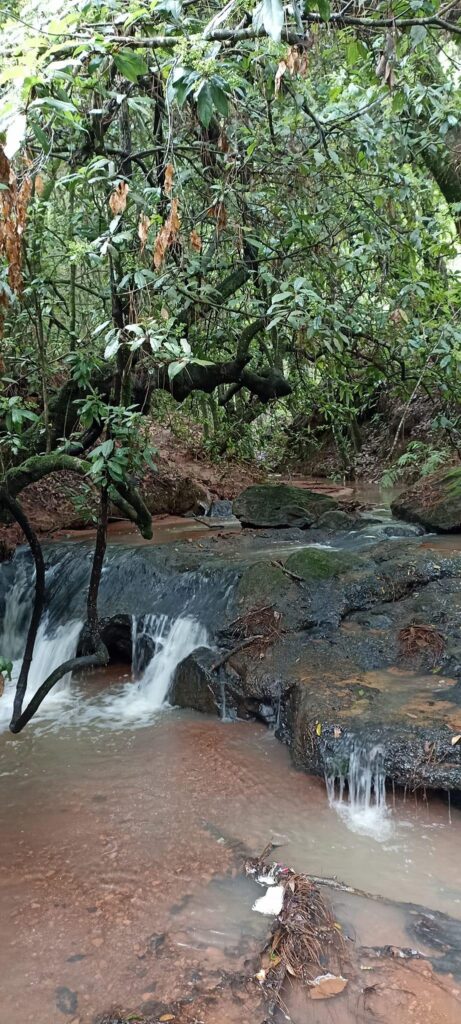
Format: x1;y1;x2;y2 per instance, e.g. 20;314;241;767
0;145;10;185
164;162;174;196
109;181;129;215
153;197;180;270
0;162;32;296
138;212;150;251
189;229;202;252
286;45;308;76
208;201;227;231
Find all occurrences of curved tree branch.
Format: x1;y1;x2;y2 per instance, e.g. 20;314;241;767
0;489;46;725
4;453;153;539
9;652;107;734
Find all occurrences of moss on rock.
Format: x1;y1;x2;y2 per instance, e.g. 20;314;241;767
285;547;358;580
233;483;337;528
237;561;293;606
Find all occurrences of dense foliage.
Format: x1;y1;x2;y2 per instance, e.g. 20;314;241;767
0;0;460;479
1;0;461;728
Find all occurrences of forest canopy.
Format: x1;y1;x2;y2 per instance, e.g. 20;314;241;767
0;0;461;475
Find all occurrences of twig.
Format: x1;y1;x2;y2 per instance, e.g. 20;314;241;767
271;559;305;583
211;635;264;670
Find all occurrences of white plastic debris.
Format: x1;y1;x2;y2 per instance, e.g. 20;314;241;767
252;884;284;916
256;865;278;886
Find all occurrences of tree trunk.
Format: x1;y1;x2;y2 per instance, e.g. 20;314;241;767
0;490;46;727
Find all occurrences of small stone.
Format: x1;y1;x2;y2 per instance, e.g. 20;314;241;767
55;986;78;1015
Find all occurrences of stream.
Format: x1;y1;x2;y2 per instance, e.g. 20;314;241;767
1;516;461;1023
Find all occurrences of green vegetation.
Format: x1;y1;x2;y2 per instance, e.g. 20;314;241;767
285;548;357;579
1;0;461;726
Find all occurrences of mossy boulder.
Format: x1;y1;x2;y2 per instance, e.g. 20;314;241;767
391;468;461;533
315;509;357;531
284;547;358;580
233;483;337;529
237;561;293;606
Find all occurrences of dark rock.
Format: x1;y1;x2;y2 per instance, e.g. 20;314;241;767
233;483;337;529
207;499;234;518
78;613;135;664
55;986;78;1015
391;468;461;532
170;648;222;714
315;509;357;531
142;474;209;516
0;537;13;563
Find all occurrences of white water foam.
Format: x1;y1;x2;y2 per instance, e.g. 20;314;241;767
0;617;84;731
326;743;392;841
0;603;207;732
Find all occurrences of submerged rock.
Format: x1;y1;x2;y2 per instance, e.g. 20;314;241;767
391;468;461;532
233;483;337;529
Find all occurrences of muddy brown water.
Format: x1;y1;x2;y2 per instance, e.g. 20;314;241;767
2;489;461;1024
1;683;461;1024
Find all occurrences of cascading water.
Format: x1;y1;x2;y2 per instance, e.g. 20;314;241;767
0;617;84;731
121;613;208;716
326;741;392;841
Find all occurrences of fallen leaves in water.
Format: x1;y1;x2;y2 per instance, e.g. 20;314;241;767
399;623;444;664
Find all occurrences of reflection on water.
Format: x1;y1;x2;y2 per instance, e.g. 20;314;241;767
1;708;461;1023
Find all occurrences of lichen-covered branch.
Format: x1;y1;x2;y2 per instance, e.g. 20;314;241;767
3;453;153;539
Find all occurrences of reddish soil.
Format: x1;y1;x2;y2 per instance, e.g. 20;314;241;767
0;426;264;553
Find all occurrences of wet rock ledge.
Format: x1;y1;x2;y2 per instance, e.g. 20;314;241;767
170;491;461;795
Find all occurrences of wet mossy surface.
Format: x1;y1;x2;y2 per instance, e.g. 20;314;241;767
284;547;359;580
233;483;337;528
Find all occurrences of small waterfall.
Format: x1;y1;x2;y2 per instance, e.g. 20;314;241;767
326;742;392;841
136;614;208;709
82;613;209;726
0;617;83;731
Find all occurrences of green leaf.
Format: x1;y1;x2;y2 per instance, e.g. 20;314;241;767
316;0;331;21
168;359;188;381
104;335;120;359
210;83;229;117
196;83;214;128
30;97;77;114
113;49;148;83
410;25;427;48
346;40;366;66
30;121;51;154
261;0;284;42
